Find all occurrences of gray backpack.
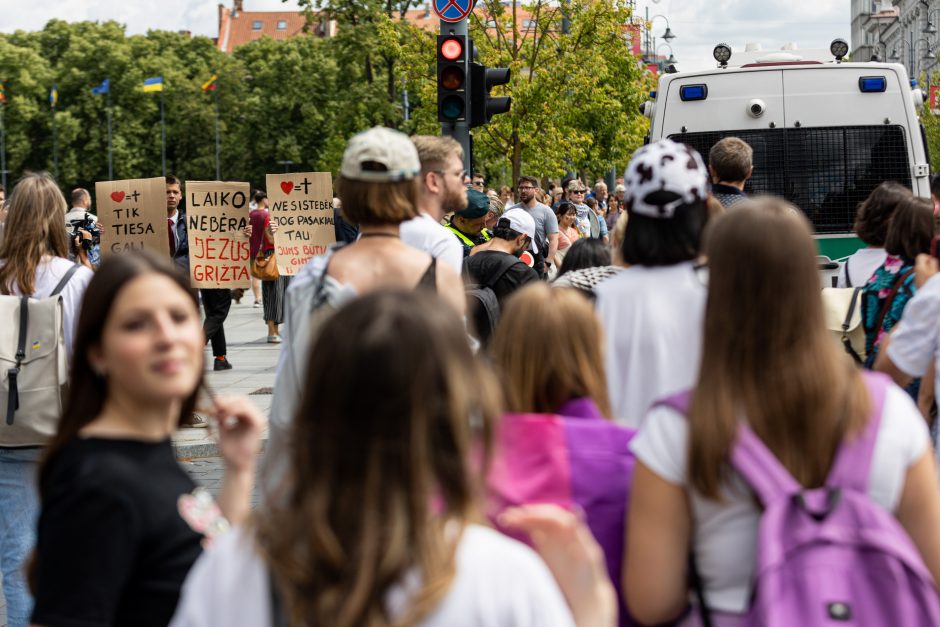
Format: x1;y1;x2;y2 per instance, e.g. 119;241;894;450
0;264;80;447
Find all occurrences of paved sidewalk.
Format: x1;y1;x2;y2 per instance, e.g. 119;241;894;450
173;293;282;460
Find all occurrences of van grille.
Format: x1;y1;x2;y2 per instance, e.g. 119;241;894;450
669;126;912;234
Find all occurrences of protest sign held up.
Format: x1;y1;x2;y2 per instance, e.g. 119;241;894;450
185;181;251;289
96;177;169;257
265;172;335;276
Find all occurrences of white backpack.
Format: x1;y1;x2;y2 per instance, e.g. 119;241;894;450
0;264;80;447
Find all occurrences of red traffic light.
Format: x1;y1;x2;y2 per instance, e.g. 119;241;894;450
440;38;463;61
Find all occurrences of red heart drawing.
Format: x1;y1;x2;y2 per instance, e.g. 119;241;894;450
280;181;293;195
110;191;126;203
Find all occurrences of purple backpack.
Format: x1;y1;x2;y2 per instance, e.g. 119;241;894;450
661;372;940;627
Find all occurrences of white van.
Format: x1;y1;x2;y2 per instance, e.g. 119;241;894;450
640;40;931;262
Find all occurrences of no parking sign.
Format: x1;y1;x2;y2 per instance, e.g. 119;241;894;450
433;0;475;23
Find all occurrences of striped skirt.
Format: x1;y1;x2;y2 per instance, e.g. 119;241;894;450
261;275;291;324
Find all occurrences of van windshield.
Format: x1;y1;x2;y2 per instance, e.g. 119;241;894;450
671;126;912;234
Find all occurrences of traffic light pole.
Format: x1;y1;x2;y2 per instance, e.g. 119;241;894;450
440;18;472;175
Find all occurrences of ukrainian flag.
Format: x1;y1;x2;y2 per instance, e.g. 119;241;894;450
49;83;58;109
143;77;164;93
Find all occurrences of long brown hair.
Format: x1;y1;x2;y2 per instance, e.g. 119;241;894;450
689;198;869;499
0;172;70;295
491;283;613;417
255;290;500;627
37;251;204;496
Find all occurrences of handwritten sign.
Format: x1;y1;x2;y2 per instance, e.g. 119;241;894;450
185;181;251;289
265;172;336;275
95;177;169;257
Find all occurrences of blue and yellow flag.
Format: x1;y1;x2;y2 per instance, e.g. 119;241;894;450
49;83;58;109
143;77;164;93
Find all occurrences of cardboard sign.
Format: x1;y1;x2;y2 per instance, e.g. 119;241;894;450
95;177;170;257
265;172;335;276
185;181;251;289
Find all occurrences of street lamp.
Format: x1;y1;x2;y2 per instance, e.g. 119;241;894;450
657;43;678;68
890;37;933;75
642;9;676;63
924;10;940;35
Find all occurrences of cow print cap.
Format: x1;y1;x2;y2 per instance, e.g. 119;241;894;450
624;139;709;219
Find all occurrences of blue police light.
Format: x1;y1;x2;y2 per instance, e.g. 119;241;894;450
858;76;887;93
680;85;708;101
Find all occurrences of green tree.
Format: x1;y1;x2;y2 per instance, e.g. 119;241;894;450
389;0;652;184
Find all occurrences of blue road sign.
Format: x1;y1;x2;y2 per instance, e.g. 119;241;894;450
433;0;474;23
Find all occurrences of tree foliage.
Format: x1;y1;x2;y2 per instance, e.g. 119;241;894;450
0;10;651;197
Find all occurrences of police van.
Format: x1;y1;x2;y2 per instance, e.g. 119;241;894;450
640;39;931;264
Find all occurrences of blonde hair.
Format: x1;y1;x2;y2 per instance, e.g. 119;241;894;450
0;172;69;295
412;135;463;173
689;198;869;499
491;283;612;417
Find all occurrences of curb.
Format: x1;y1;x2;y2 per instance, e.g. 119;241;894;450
173;434;269;460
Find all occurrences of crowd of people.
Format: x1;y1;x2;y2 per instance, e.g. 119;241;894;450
4;125;940;627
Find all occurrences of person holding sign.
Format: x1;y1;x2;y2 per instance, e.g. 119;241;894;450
262;126;466;495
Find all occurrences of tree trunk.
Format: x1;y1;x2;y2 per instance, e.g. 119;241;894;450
511;128;522;184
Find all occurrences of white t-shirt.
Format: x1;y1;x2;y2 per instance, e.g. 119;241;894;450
631;383;929;613
595;262;706;428
169;525;575;627
887;272;940;400
400;212;463;273
0;256;93;361
836;247;887;288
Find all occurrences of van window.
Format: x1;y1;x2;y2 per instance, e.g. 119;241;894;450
671;126;912;233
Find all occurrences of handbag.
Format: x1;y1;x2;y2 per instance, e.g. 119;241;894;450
821;286;865;364
251;232;279;281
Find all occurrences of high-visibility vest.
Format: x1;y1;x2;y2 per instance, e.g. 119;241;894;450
446;223;491;249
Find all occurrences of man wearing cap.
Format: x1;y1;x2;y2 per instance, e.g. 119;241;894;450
464;208;539;305
446;188;493;257
400;135;466;273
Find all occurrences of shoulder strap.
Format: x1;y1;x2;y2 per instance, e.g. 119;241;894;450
268;571;287;627
51;263;81;296
418;257;438;290
6;297;29;426
826;371;888;493
844;257;853;288
484;254;524;289
841;287;864;365
872;267;915;338
729;425;802;506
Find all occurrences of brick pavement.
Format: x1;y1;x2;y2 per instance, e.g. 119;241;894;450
0;292;282;626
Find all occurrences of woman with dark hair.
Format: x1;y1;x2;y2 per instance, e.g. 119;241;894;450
626;199;940;624
838;181;912;287
0;172;93;627
596;140;710;427
30;251;266;627
171;290;594;627
556;237;612;279
861;196;935;369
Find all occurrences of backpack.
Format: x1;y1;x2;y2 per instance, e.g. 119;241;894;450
465;253;523;343
821;286;865;364
660;372;940;627
0;264;81;447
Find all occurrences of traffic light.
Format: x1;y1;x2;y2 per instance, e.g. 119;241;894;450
437;35;469;124
469;63;511;129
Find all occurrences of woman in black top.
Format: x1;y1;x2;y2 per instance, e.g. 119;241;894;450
30;251;265;627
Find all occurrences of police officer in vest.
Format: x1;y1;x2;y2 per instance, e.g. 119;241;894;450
445;188;492;257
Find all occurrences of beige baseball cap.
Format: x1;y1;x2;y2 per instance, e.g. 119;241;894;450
340;127;421;182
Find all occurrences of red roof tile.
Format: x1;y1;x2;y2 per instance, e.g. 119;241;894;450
218;6;326;53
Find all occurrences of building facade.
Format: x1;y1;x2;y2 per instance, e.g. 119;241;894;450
852;0;940;79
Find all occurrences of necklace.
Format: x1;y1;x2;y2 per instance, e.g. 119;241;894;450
359;232;399;239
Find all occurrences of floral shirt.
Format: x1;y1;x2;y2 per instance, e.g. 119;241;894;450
862;255;917;366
